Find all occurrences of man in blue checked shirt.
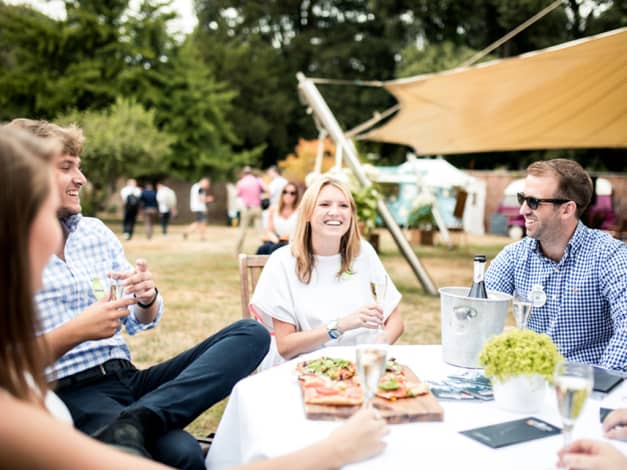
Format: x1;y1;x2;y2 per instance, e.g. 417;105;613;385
486;159;626;373
15;119;270;470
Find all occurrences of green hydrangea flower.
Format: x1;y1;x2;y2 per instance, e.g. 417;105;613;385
479;329;564;383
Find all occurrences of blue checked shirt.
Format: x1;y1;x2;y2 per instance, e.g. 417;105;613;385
485;221;627;372
36;215;163;381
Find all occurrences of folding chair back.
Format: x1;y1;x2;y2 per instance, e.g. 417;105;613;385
238;254;269;319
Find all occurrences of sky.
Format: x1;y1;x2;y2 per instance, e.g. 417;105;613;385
5;0;199;35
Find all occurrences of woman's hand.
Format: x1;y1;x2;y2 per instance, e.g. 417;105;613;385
557;439;627;470
338;305;383;333
325;408;388;466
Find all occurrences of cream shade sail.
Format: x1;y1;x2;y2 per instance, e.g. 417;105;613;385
363;28;627;155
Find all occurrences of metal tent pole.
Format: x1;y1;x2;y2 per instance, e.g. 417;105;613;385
297;72;438;295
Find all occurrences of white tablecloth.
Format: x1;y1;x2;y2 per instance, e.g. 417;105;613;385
206;345;627;470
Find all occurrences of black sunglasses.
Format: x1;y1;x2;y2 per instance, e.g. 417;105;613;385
516;192;570;210
282;190;297;195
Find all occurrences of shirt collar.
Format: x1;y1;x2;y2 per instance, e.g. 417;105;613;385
529;220;586;261
60;214;82;234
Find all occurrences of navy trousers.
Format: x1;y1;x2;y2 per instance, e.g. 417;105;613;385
56;319;270;470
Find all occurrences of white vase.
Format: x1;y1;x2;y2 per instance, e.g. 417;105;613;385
492;374;547;413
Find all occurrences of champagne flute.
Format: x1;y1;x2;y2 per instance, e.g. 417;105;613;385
367;275;388;344
512;289;533;330
356;346;387;409
554;362;593;448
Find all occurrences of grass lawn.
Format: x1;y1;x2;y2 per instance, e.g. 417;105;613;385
115;221;512;436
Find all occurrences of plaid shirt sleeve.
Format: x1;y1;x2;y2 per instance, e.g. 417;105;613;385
597;240;627;371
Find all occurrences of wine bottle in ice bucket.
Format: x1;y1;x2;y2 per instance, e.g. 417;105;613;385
468;255;488;299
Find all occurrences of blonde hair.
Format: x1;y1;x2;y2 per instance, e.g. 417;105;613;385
7;118;84;157
291;176;361;284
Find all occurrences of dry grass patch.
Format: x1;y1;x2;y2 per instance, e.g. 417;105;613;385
111;221;511;436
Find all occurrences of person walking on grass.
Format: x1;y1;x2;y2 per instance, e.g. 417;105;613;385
236;166;267;254
156;182;177;236
183;177;213;241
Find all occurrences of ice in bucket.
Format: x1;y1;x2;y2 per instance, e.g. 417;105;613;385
439;287;512;368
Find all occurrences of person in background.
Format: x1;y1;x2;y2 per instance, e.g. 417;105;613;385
0;125;388;470
140;182;159;240
485;159;627;372
120;178;141;240
183;177;213;241
236;166;267;254
12;118;269;470
256;181;301;255
266;165;288;207
156;182;177;236
251;176;404;369
557;408;627;469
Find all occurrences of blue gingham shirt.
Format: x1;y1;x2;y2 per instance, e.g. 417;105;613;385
36;215;163;381
485;221;627;372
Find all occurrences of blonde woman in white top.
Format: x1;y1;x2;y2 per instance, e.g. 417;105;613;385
256;182;301;255
252;176;404;365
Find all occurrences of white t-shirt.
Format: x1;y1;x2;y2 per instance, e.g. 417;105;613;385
272;209;299;238
156;186;177;214
268;176;288;206
189;183;206;212
251;240;401;368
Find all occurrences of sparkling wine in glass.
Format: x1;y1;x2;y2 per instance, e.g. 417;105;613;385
367;275;388;344
554;362;593;447
356;346;387;409
512;289;533;330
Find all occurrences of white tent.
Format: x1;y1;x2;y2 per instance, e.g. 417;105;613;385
373;156;486;234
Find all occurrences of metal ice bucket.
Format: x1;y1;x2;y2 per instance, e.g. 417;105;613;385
439;287;512;368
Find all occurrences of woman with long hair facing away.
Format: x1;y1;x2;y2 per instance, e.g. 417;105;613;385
256;181;301;255
251;176;404;367
0;127;387;469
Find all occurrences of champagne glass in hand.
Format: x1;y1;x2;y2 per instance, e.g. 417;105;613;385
367;275;388;343
512;289;533;330
554;362;593;448
356;346;387;409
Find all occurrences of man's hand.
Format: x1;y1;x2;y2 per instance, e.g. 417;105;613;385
603;408;627;441
111;258;156;306
74;296;136;341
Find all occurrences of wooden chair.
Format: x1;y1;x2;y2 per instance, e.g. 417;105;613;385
238;254;269;319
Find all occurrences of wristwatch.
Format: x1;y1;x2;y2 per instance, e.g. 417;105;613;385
326;320;342;340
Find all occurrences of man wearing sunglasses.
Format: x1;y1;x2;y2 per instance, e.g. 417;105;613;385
485;159;626;373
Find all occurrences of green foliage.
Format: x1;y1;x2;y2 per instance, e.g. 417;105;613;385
57;97;173;211
407;205;436;230
479;329;564;383
352;185;379;235
397;41;486;78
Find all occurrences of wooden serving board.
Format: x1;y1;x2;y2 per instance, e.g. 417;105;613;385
300;365;444;424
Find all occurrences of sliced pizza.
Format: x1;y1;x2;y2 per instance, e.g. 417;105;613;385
296;357;356;381
300;374;363;406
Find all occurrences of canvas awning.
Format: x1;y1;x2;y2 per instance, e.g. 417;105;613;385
363;28;627;155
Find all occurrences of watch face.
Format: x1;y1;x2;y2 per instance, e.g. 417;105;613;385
328;329;341;340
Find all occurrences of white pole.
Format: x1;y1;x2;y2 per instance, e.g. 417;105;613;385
297;72;438;295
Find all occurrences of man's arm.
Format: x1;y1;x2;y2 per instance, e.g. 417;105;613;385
484;244;516;294
41;296;137;363
598;244;627;372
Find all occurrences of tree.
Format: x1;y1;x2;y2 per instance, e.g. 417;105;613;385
57;97;173;213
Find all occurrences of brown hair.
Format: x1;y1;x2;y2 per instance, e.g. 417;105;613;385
527;159;593;218
291;177;361;284
278;181;302;213
7;118;84;157
0;127;54;402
